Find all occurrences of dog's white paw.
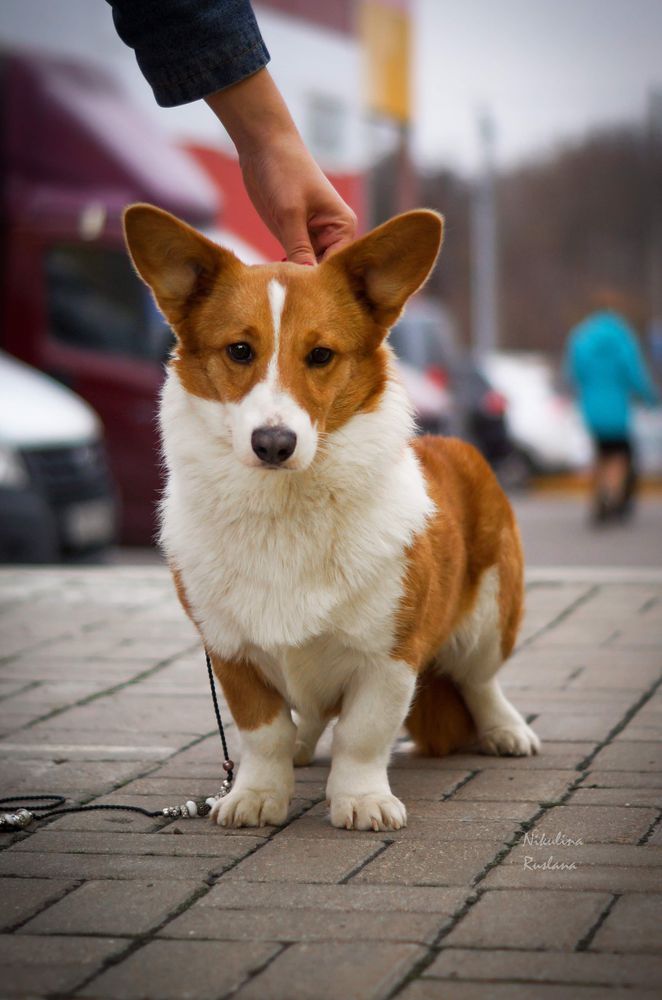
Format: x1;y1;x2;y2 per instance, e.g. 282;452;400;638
479;722;541;757
330;793;407;831
210;788;290;828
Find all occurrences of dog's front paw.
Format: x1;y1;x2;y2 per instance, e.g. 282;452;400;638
330;793;407;831
210;788;290;828
479;722;541;757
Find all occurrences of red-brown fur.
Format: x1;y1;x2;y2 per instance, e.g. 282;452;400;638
394;437;524;755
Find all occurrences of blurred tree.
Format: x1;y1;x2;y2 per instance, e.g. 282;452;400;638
411;124;659;357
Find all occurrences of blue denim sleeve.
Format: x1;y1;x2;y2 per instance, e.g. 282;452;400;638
107;0;270;107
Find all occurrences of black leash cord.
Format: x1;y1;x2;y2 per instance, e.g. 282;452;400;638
0;649;234;831
205;649;233;777
0;795;164;821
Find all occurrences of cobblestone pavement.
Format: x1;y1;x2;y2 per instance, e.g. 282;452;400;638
0;566;661;999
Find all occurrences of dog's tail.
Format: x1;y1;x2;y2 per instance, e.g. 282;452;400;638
405;672;475;756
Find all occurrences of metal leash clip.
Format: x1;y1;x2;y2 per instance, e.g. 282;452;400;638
160;762;234;819
0;808;34;831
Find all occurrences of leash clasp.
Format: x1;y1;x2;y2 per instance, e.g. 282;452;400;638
0;808;34;831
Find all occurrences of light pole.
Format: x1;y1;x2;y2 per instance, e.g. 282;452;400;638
471;110;499;359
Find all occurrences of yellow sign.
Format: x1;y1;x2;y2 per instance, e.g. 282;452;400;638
361;1;411;124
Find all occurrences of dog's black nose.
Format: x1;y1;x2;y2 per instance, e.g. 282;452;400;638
251;426;297;465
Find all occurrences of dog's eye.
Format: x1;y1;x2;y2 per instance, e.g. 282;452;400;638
307;347;334;367
226;342;254;364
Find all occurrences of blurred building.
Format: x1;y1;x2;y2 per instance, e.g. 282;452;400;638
0;0;388;256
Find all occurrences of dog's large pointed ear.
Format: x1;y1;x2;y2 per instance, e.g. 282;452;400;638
326;210;443;330
123;204;242;329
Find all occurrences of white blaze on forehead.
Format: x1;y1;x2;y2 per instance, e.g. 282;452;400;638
267;279;287;383
218;276;317;469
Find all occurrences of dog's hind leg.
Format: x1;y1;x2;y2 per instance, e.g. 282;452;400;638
446;563;540;757
461;676;540;756
293;713;326;766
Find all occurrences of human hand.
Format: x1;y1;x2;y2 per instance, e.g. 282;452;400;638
206;70;356;264
238;132;356;264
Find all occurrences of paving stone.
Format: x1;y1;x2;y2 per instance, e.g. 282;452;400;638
530;804;658;844
1;724;189;754
0;851;233;881
569;786;662;807
224;837;383;883
0;758;146;796
590;893;662;953
647;823;662;845
38;694;212;735
434;743;598;770
0;711;44;735
513;690;634;712
161;905;447;944
9;830;263;859
533;713;622;742
352;840;502;886
199;882;468;914
444;888;611;950
79;939;280;999
612;620;662;647
0;877;76;931
615;699;662;741
0;935;126;996
20;879;202;937
46;807;162;833
399;981;661;999
590;741;662;771
585;769;662;789
452;770;577;803
1;680;112;712
233;941;424;1000
388;769;472;800
570;663;662;692
529;620;620;646
483;861;662;892
423;947;662;987
505;842;662;869
116;776;248;798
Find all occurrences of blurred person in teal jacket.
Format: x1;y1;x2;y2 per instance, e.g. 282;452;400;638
565;299;659;523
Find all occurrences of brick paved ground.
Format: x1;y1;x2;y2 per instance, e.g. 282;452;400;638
0;566;661;999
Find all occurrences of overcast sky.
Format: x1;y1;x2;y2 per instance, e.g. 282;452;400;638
413;0;662;173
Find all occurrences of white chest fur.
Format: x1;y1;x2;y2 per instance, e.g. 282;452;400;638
159;369;433;712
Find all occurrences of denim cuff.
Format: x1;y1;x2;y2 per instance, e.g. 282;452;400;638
110;0;271;108
143;37;270;107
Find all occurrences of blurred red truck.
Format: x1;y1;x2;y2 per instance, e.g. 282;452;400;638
0;51;217;544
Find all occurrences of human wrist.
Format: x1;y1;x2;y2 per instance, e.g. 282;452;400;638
205;68;301;156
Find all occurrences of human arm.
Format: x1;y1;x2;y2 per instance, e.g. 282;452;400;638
107;0;356;263
620;322;660;406
205;70;356;264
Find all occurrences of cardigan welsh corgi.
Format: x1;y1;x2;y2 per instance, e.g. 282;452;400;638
124;205;539;832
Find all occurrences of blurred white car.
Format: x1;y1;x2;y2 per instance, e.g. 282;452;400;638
633;405;662;474
0;352;116;562
395;359;452;434
481;352;592;473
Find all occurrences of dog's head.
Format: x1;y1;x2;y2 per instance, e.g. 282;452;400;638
124;205;442;471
